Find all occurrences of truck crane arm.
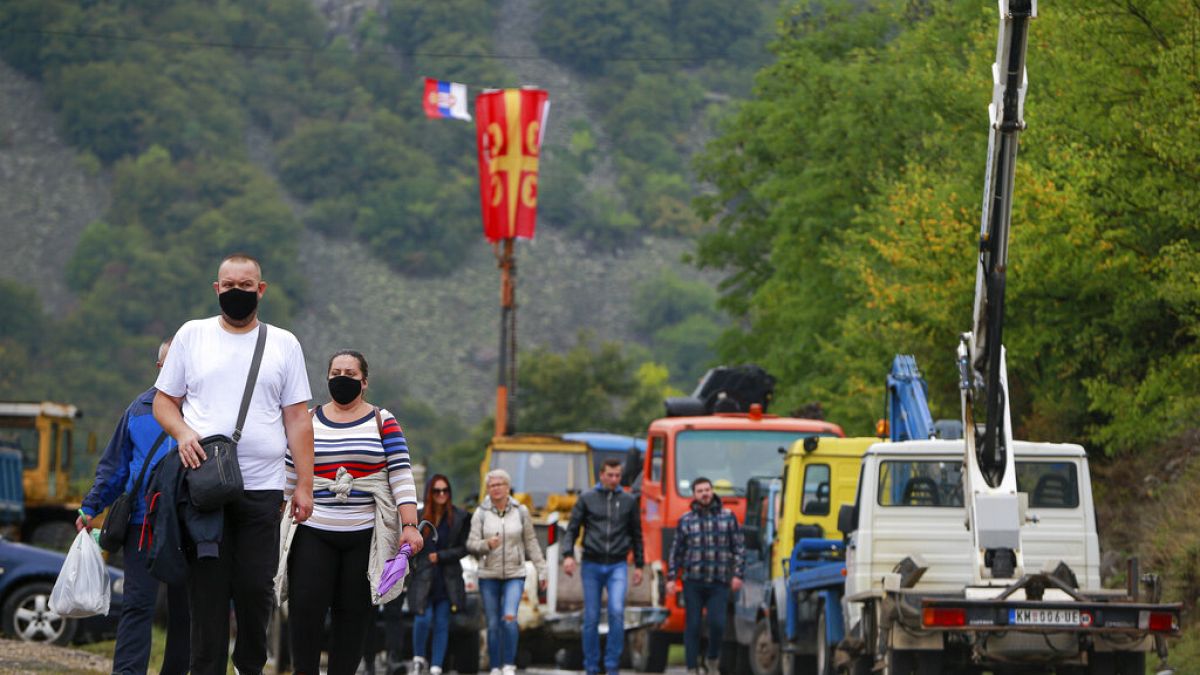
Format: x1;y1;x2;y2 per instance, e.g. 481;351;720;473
957;0;1036;583
886;355;937;442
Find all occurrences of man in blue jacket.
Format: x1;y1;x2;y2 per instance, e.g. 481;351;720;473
77;339;189;675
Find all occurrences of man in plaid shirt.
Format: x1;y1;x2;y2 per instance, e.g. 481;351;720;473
668;477;745;674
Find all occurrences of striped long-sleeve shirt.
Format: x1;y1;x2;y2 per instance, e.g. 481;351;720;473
285;405;417;531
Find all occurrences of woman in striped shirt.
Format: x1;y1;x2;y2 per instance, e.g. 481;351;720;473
282;350;423;675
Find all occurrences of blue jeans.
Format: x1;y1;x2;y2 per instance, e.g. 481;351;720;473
683;581;729;669
114;523;190;675
581;561;627;673
479;577;524;668
413;598;451;667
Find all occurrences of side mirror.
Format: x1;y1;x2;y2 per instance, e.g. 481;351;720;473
838;503;858;535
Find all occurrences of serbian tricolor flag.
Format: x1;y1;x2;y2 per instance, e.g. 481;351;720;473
423;78;471;121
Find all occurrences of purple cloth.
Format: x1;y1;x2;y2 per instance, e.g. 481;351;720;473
379;543;414;596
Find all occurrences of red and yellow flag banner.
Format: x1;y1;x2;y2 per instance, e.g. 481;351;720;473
475;88;550;242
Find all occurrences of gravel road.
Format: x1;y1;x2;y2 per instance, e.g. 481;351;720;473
0;638;110;674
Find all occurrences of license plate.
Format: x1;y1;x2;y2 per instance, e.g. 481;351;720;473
1010;608;1081;626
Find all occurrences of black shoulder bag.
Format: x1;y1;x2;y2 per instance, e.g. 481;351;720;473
187;323;268;511
98;431;169;553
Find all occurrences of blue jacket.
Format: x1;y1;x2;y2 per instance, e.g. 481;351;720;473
81;387;176;524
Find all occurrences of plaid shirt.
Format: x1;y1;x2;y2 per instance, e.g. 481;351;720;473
668;497;745;584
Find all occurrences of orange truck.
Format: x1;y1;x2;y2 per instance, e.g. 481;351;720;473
625;367;844;673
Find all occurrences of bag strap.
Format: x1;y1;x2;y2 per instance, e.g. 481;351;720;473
130;431;170;498
232;324;269;444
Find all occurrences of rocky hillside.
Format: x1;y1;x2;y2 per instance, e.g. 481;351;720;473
0;61;108;316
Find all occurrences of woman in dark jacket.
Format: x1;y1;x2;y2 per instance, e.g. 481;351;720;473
409;474;471;675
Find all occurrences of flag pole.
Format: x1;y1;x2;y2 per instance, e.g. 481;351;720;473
495;237;517;437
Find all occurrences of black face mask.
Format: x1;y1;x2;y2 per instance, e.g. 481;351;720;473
328;376;363;405
219;288;258;321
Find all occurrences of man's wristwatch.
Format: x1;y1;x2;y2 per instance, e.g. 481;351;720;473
402;522;419;531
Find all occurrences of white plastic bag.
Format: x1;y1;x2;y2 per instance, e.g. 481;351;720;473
49;530;111;618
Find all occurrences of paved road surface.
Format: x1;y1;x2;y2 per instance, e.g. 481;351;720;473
525;669;690;675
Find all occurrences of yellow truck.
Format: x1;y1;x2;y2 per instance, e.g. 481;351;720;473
0;401;89;548
734;436;876;674
474;434;586;665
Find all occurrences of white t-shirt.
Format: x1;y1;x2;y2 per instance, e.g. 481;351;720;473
156;317;312;490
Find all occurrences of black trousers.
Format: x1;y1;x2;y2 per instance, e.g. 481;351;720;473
287;524;374;675
112;524;190;675
187;489;283;675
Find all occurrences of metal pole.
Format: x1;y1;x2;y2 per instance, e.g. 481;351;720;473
495;238;516;437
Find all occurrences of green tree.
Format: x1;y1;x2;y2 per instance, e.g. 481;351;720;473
695;0;1200;449
517;333;675;435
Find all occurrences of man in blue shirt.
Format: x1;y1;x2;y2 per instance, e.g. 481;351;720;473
77;339;189;675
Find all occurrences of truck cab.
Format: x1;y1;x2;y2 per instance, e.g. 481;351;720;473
632;410;843;672
839;440;1177;672
738;436;875;675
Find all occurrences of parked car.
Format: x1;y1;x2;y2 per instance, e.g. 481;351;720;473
0;534;125;645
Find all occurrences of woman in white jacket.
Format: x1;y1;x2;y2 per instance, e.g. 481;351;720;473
467;469;547;675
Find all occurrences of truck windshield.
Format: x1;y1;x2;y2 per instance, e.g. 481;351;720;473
878;461;965;507
0;427;38;468
878;460;1080;508
675;430;830;497
491;450;590;507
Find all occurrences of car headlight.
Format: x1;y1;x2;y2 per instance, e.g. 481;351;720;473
111;575;124;596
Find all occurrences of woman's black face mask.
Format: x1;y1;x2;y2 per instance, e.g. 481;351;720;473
328;375;362;405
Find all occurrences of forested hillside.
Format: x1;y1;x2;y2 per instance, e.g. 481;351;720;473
698;0;1199;455
3;0;1198;658
0;0;774;479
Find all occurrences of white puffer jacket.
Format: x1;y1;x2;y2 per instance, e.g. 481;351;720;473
467;496;547;581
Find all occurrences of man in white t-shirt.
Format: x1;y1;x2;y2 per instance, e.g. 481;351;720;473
154;253;314;675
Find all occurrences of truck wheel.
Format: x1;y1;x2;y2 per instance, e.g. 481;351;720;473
849;657;873;675
719;639;741;674
780;652;817;675
629;628;670;673
2;581;78;645
450;628;481;673
1114;651;1144;674
815;605;833;675
884;649;915;675
29;521;76;552
1087;651;1116;675
749;617;781;675
914;650;942;675
554;645;583;670
736;643;752;673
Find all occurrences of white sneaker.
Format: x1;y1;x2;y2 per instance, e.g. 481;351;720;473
489;669;502;675
502;665;517;675
411;656;427;674
429;667;442;675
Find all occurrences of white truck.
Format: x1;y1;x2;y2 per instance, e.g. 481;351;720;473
832;2;1181;673
836;440;1179;673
